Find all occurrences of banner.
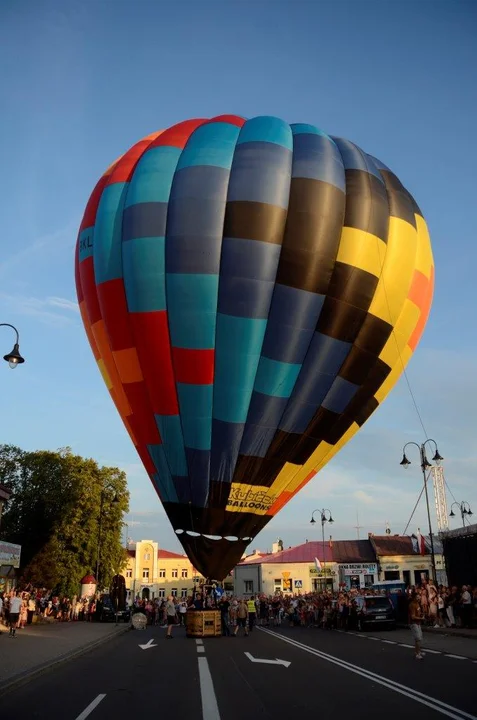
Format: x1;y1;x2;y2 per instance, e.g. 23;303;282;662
0;541;21;568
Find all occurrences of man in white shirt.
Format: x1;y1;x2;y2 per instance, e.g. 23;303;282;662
9;591;22;637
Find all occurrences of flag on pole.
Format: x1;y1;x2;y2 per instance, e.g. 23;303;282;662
411;534;419;554
314;557;322;571
416;528;426;555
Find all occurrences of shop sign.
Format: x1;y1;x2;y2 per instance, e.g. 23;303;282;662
310;568;336;577
0;541;21;569
341;563;377;576
383;564;399;570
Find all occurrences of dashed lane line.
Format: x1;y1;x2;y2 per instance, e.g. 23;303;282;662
445;655;467;660
74;694;106;720
198;657;221;720
197;646;205;653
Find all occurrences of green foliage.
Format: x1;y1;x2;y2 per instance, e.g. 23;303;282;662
0;444;129;596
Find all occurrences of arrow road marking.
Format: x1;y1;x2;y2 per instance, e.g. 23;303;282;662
139;638;157;650
244;652;290;668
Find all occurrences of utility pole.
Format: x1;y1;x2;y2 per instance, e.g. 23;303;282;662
354;511;363;539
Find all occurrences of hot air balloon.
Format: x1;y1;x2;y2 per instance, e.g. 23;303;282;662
75;115;434;580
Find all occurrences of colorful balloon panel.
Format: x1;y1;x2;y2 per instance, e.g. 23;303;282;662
75;115;434;579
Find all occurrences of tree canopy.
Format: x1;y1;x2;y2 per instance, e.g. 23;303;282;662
0;444;129;596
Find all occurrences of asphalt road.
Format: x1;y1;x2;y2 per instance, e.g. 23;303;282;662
1;624;476;720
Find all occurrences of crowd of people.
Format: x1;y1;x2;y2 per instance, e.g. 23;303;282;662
1;581;475;639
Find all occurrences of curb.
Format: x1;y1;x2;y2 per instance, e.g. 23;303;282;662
397;623;476;640
0;624;131;697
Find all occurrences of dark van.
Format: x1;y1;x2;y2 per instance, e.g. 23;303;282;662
356;595;396;630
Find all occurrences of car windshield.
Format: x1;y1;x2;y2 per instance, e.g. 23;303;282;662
365;597;391;609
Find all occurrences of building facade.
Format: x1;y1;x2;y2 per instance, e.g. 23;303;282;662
125;540;202;601
369;535;446;585
234;536;444;596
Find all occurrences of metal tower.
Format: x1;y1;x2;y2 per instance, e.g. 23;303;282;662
431;464;449;532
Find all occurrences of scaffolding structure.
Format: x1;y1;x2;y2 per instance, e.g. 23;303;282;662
431;464;449;533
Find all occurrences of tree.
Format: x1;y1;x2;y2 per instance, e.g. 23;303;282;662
0;445;129;596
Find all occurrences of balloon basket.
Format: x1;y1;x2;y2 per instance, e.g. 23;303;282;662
186;610;221;638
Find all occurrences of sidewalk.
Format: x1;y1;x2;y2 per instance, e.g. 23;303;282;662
398;622;477;640
0;619;130;694
422;624;477;640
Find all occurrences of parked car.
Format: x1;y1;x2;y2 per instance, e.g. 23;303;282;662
355;595;396;630
99;594;131;623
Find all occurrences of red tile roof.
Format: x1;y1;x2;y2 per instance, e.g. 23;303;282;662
238;540;376;565
239;541;333;565
329;540;376;563
126;548;187;560
369;535;416;556
157;549;188;560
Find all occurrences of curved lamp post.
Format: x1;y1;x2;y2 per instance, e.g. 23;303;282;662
96;486;120;588
449;501;473;527
310;508;334;590
1;323;25;369
400;439;443;584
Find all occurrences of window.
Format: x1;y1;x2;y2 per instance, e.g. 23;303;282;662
159;568;166;578
384;570;400;581
181;568;188;578
172;569;178;578
181;588;188;598
126;569;132;578
171;588;177;597
144;552;151;561
158;588;165;598
244;580;254;593
142;569;149;580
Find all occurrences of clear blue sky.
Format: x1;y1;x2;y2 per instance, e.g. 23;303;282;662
1;0;476;552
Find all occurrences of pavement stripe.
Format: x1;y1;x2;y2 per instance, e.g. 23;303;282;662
382;640;397;645
198;657;221;720
445;655;467;660
399;644;414;648
196;639;204;645
367;637;379;641
423;649;441;655
259;629;476;720
197;646;205;653
74;694;106;720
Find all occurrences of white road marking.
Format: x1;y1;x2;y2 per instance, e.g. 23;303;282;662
74;694;107;720
399;644;414;648
382;640;397;645
138;638;156;650
198;657;221;720
445;654;467;660
259;628;476;720
423;649;441;654
196;639;203;645
197;646;205;653
367;637;379;641
244;651;291;667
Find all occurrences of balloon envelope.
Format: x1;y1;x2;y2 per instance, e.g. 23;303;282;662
75;115;433;579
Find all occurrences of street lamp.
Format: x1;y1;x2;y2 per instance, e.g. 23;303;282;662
310;508;334;590
95;486;120;589
400;440;443;585
1;323;25;369
449;501;473;527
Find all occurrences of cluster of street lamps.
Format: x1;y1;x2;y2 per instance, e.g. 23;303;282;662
400;439;443;584
310;508;334;589
450;501;473;526
1;323;25;368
